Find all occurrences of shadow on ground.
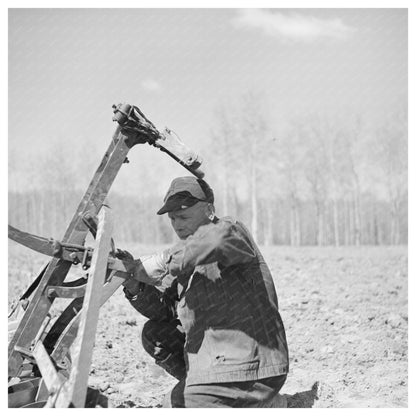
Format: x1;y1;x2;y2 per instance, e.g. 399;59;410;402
284;381;320;408
115;381;336;408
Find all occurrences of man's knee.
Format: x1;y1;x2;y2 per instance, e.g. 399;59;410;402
141;320;162;358
141;320;186;380
141;320;185;358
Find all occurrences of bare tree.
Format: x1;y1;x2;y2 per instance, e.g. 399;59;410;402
209;106;239;216
336;116;367;246
273;122;308;246
239;92;269;243
374;109;408;244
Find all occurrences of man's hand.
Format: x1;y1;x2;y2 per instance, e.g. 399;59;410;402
115;248;173;290
115;249;142;293
115;249;134;262
134;250;171;285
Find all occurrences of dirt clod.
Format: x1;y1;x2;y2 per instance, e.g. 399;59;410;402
8;244;407;407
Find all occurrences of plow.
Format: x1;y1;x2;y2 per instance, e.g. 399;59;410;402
8;103;205;407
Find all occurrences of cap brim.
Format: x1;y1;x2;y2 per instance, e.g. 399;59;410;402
157;199;190;215
157;194;201;215
156;204;170;215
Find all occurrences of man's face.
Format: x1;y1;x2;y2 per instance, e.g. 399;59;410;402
168;201;211;240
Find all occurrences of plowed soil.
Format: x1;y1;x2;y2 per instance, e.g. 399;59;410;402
8;243;408;408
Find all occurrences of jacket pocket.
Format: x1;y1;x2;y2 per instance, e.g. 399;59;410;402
205;327;259;367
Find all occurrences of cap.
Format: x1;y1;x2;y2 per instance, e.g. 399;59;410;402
157;177;214;215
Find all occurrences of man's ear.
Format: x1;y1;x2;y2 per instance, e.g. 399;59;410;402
205;203;215;221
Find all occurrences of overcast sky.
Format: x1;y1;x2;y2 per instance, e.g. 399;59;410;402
8;8;407;194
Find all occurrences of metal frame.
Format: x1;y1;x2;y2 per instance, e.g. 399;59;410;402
8;103;204;407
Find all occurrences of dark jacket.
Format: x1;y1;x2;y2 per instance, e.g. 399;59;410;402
167;216;289;385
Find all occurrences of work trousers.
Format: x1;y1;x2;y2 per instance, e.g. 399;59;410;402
127;284;287;407
141;319;187;381
141;318;287;408
163;374;287;408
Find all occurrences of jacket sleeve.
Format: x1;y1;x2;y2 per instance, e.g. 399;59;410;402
167;219;256;277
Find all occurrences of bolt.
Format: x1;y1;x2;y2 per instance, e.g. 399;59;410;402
70;252;80;264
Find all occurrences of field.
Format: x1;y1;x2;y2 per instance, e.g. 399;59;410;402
8;242;408;408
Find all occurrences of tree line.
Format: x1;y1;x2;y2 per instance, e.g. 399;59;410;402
8;94;407;246
203;93;407;246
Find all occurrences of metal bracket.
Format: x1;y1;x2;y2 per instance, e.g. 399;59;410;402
8;103;206;407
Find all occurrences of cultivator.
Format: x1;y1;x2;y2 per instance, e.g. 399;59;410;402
8;104;204;407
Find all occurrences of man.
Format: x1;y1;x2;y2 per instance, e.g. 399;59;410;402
121;176;289;407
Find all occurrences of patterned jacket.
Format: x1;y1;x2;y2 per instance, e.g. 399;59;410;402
167;216;289;385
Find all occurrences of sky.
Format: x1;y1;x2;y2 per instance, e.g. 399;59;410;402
8;8;408;195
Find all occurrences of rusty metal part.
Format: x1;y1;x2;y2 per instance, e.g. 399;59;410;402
112;103;204;178
8;224;133;277
8;103;206;407
8;126;134;380
46;285;87;299
55;207;113;407
50;274;124;367
32;341;66;397
8;378;41;408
